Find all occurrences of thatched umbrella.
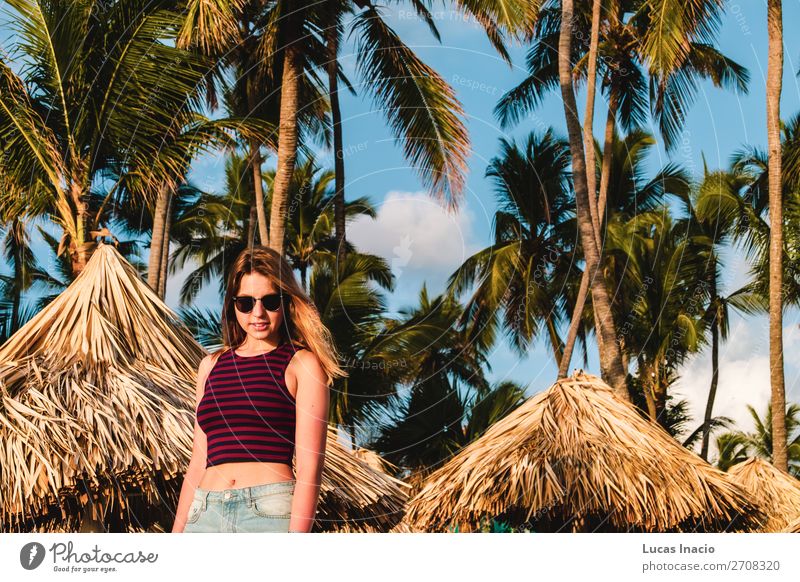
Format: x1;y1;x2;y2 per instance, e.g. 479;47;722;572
727;458;800;532
347;445;415;532
405;372;764;532
316;428;409;532
784;516;800;533
0;243;204;532
0;243;407;532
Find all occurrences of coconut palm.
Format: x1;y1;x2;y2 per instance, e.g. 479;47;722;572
557;0;626;396
262;155;376;289
322;0;537;260
180;0;536;256
765;0;787;472
0;0;234;275
170;151;374;304
367;284;525;473
673;169;767;459
507;0;748;384
715;403;800;477
604;209;709;422
446;129;577;365
732;112;800;475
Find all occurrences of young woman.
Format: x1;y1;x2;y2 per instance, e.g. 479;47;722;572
172;246;344;533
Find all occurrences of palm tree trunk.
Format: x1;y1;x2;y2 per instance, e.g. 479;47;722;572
10;218;22;333
545;313;564;365
583;0;603;242
700;299;719;460
767;0;788;472
596;94;618;233
70;181;90;276
269;20;302;257
327;3;347;263
558;96;619;378
558;0;628;399
250;140;269;246
247;203;257;250
158;190;173;299
148;182;170;292
558;266;589;378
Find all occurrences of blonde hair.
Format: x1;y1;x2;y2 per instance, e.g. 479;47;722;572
214;245;346;386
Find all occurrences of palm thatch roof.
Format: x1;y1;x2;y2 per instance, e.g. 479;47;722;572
405;372;764;532
347;445;415;532
0;243;407;532
316;427;409;532
0;243;204;532
727;458;800;532
784;515;800;533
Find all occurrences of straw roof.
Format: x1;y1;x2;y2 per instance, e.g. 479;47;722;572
727;458;800;532
0;243;408;532
405;372;764;532
0;243;204;532
784;515;800;533
316;427;409;532
346;445;414;532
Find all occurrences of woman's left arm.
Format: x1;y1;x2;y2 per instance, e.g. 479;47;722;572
287;350;329;533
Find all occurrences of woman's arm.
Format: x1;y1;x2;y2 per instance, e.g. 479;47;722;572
286;350;330;533
171;354;213;533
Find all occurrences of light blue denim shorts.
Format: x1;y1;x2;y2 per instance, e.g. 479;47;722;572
183;479;295;533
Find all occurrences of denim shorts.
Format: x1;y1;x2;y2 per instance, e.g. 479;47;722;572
183;479;295;533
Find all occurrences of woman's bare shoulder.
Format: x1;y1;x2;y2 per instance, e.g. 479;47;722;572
286;347;326;384
199;349;227;377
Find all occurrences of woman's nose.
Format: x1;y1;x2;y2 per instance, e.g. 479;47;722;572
252;299;267;316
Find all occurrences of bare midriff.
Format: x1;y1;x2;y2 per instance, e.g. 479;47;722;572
197;462;295;490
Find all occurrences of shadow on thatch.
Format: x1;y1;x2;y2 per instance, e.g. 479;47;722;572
0;244;408;532
405;372;765;532
727;458;800;532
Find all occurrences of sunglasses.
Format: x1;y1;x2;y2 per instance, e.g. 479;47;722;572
233;293;283;313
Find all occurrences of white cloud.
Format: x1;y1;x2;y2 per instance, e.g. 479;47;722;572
672;315;800;460
348;190;480;282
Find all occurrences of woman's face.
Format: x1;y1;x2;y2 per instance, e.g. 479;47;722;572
233;272;285;345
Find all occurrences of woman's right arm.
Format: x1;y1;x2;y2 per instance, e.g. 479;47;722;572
171;354;213;533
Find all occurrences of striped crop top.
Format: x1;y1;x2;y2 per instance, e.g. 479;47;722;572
197;341;300;468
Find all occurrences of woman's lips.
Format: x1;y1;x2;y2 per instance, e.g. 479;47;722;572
251;322;268;330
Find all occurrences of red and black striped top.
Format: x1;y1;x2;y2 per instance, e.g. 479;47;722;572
197;341;299;468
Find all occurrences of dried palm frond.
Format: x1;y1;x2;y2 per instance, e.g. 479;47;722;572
727;458;800;532
784;515;800;533
405;372;764;532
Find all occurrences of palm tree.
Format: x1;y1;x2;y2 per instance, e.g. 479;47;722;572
0;216;50;337
674;169;766;459
170;153;254;304
263;156;376;289
766;0;788;473
0;0;227;275
446;129;576;365
505;0;748;382
368;284;526;473
181;0;536;256
715;403;800;476
558;0;626;396
605;209;708;422
323;0;537;261
732;113;800;474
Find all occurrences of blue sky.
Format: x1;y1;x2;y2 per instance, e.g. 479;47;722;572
2;2;799;441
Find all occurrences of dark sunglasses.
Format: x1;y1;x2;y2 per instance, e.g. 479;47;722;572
233;293;283;313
